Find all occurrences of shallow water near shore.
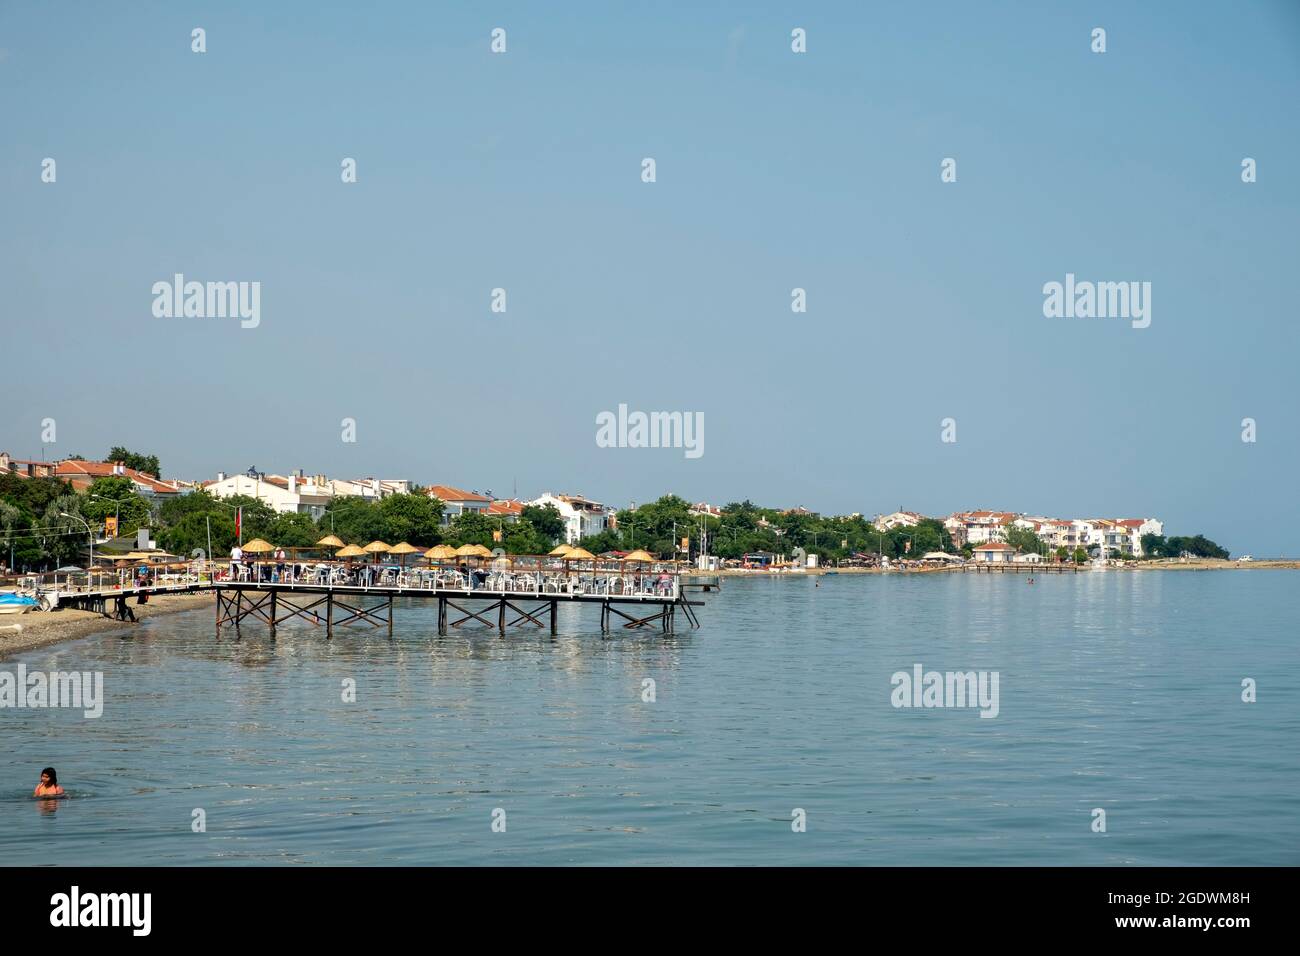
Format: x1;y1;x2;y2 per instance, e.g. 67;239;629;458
2;571;1297;865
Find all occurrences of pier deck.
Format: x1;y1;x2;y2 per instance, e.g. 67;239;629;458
37;571;704;635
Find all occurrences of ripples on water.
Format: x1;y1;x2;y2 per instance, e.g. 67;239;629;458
2;572;1296;865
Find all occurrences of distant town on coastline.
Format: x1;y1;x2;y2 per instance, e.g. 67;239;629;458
0;448;1231;573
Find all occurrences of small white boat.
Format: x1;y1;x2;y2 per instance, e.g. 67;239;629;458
0;593;39;615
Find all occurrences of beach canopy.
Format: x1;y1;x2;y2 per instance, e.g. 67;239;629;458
336;544;368;558
548;544;573;556
921;552;963;561
363;540;391;553
471;544;493;557
623;549;655;563
241;538;275;553
453;543;482;557
425;544;456;560
316;534;344;548
565;547;595;560
388;542;420;555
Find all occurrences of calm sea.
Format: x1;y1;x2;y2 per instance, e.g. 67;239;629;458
2;571;1296;865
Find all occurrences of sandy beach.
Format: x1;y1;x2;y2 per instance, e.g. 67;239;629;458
0;592;214;660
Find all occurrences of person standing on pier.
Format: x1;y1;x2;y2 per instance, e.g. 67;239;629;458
230;543;243;580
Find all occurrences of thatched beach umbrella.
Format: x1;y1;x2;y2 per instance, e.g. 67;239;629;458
548;543;573;557
363;540;391;566
240;538;274;576
312;534;344;565
388;541;420;569
425;544;455;564
564;546;595;571
335;543;367;575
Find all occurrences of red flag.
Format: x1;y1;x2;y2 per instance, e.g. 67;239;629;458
235;507;242;542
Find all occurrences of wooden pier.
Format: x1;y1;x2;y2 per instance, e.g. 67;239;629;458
214;581;701;636
32;565;704;637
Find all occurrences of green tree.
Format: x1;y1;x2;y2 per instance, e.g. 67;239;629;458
521;504;565;544
446;511;497;549
107;446;161;477
81;476;151;535
319;496;386;545
1004;525;1046;557
41;496;93;567
268;512;321;548
579;528;623;555
378;493;443;546
159;512;235;558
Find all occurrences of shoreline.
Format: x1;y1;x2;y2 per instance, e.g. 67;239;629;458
3;558;1295;658
687;558;1300;578
0;592;214;660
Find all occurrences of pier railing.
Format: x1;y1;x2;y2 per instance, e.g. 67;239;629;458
17;555;684;602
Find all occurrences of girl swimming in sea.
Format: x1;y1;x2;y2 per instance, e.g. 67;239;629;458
34;767;65;797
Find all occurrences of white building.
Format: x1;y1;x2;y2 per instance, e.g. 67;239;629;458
873;510;926;531
205;470;332;519
528;492;610;544
971;542;1016;563
330;477;410;499
950;511;1019;546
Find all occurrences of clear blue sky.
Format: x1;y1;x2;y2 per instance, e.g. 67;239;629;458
3;2;1297;554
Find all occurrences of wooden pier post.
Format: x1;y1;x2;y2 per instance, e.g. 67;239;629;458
269;591;277;639
497;599;506;636
326;591;333;639
549;600;557;636
387;595;394;638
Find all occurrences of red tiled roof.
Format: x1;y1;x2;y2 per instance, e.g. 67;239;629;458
54;460;178;494
488;500;524;516
972;542;1016;550
425;485;491;503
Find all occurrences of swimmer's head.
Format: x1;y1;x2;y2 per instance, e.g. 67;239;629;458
40;768;57;786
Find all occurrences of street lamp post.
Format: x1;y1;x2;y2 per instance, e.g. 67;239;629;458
60;512;93;572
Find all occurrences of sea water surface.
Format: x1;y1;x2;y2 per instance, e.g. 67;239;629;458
2;571;1296;865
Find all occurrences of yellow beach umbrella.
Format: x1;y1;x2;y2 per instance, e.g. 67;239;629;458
316;534;344;548
623;549;655;563
363;540;391;565
388;541;419;569
425;544;456;560
548;544;573;557
564;546;594;569
471;544;493;558
453;543;481;557
241;538;275;553
336;544;367;558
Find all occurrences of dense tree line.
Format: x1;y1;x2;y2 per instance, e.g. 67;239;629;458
0;450;1233;570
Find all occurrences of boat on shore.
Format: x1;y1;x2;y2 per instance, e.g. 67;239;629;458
0;593;39;615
